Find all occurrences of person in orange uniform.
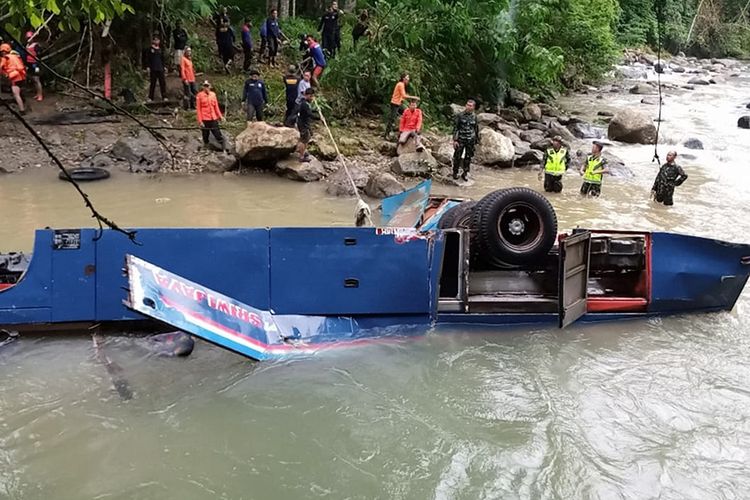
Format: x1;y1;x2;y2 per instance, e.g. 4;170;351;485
398;98;425;152
0;43;26;113
180;47;196;110
195;80;226;151
24;31;43;101
384;73;418;139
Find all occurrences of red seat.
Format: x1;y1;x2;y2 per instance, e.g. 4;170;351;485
587;297;648;313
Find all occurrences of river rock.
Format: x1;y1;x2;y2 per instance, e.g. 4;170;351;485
608;109;657;144
548;123;576;142
746;103;750;109
46;131;63;147
522;103;542;122
203;152;238;173
477;113;501;126
390;151;438;177
739;116;750;129
520;129;545;144
378;141;398;157
617;66;648;80
640;98;658;105
597;111;615;117
365;173;405;199
475;128;515;166
629;83;657;95
80;153;115;170
235;122;299;163
449;104;465;116
508;88;531;108
531;138;553;151
654;61;666;73
538;103;560;117
682;85;695;90
515;149;544;167
683;138;704;150
272;156;323;182
497;107;525;124
568;122;604;139
312;136;338;161
111;134;168;173
687;77;710;85
671;64;686;73
432;139;455;166
325;164;368;196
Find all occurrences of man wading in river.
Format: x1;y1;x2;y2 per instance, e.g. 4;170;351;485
580;141;609;197
196;80;226;152
540;135;571;193
452;99;480;182
652;150;688;206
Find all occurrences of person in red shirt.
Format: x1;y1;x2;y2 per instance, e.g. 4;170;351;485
398;99;425;152
180;47;196;110
24;31;43;101
0;43;26;113
195;80;225;151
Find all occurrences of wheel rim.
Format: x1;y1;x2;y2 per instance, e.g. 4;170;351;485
496;202;544;252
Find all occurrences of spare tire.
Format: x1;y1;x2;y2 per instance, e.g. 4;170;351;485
471;187;557;267
437;201;477;230
59;167;110;182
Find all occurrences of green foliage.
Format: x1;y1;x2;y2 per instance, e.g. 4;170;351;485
1;0;134;36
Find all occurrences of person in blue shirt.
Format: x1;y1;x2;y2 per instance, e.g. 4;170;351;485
305;35;327;85
242;68;267;122
283;65;300;127
258;20;267;62
241;18;253;72
265;9;282;67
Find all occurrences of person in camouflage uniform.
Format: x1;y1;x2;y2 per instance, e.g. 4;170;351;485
452;99;480;181
651;151;688;206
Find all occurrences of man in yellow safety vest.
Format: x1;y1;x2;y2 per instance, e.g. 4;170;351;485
579;141;609;197
539;135;571;193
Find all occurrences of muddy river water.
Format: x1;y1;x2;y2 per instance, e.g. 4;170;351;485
1;70;750;499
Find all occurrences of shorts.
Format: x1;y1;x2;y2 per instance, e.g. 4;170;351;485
580;181;601;197
313;65;325;79
299;128;312;144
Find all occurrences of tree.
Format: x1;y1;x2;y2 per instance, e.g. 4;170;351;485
1;0;134;36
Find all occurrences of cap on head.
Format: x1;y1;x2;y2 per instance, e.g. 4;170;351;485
552;135;562;143
249;68;260;76
202;80;211;87
288;64;297;73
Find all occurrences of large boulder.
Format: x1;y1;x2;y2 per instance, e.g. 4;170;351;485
390;151;438;177
235;122;299;163
497;107;525;124
475;128;515;167
449;104;465;116
671;64;686;73
687;77;710;85
311;136;338;161
629;83;657;95
568;122;604;139
365;173;405;199
531;138;553;151
683;138;704;150
325;164;369;196
477;113;501;126
274;156;325;182
608;109;657;144
202;153;238;173
616;66;648;80
537;103;560;117
548;123;576;142
520;129;545;144
432;138;455;166
739;116;750;129
522;103;542;122
508;88;531;108
378;141;398;157
514;149;544;168
111;134;168;173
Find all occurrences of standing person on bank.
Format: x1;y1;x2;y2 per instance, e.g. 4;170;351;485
180;47;197;110
452;99;480;181
580;141;609;197
265;9;282;67
0;43;26;112
283;65;300;126
319;3;340;58
384;73;418;139
296;88;317;163
241;18;254;72
24;31;43;102
242;68;267;123
539;135;571;193
172;20;188;71
305;35;327;85
196;80;226;151
651;150;688;206
143;36;167;102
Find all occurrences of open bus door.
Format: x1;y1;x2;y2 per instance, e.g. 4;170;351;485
559;231;592;328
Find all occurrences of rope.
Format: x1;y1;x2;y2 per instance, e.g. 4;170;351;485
653;0;664;165
315;103;373;227
1;100;139;243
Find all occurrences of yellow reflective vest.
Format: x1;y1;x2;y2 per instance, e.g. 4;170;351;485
583;155;605;184
544;148;567;176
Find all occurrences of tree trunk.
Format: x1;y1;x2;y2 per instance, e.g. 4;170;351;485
279;0;290;18
292;0;296;17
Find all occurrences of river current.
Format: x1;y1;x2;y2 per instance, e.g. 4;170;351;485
1;68;749;499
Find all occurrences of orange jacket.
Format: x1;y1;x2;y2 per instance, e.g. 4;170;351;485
180;56;195;83
399;107;423;132
196;90;222;123
1;52;26;83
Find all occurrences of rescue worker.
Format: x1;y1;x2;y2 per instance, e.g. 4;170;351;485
651;150;688;206
332;1;343;54
265;9;282;67
318;3;340;58
579;141;610;197
196;80;226;151
283;65;300;127
384;73;418;139
258;19;268;61
24;31;43;102
305;35;327;85
172;20;188;71
0;43;27;113
216;18;235;73
142;36;167;102
452;99;480;181
398;98;425;152
242;68;267;122
539;135;571;192
296;87;317;162
180;47;197;110
296;70;312;105
241;18;253;72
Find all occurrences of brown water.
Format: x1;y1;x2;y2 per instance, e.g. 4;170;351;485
1;70;750;499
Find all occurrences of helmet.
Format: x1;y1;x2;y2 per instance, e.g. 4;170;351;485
0;43;11;53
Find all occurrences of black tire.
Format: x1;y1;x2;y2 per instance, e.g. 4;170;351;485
471;187;557;267
59;167;110;182
437;201;477;230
